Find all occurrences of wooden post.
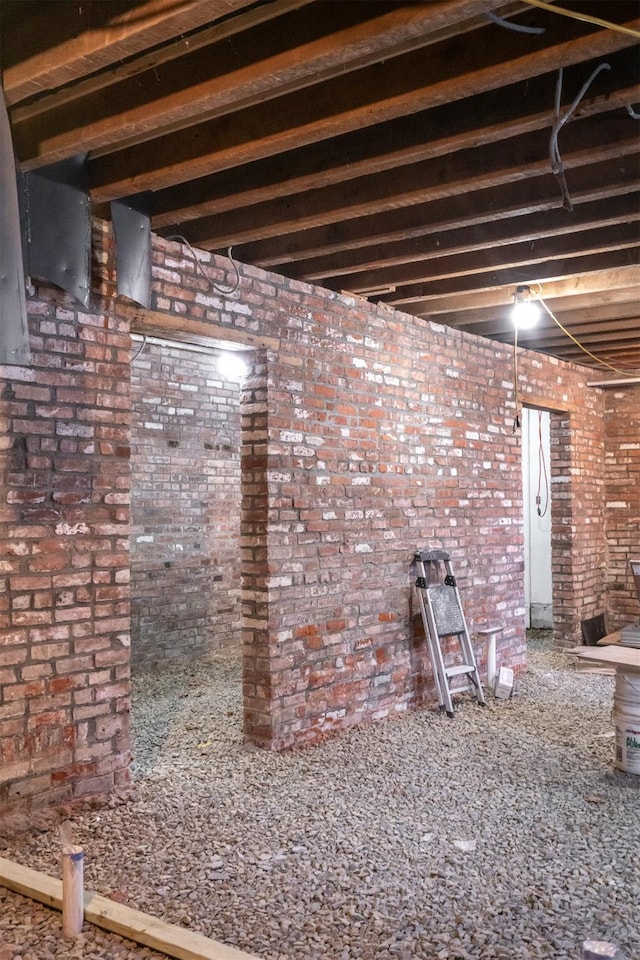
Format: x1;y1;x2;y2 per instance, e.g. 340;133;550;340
60;821;84;938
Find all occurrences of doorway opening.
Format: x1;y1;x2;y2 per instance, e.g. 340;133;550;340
522;407;552;630
128;334;254;774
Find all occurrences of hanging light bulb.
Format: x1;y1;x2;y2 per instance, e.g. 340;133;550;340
512;285;540;330
217;351;247;382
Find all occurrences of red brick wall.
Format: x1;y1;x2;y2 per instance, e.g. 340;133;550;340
604;384;640;625
149;239;608;749
0;272;131;814
549;405;607;643
130;339;242;667
2;224;630;810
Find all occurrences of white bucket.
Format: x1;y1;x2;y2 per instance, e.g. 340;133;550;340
613;672;640;775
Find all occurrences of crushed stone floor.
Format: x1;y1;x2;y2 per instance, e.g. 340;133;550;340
1;633;639;960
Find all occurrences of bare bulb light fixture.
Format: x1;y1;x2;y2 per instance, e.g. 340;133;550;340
217;351;247;382
512;285;540;329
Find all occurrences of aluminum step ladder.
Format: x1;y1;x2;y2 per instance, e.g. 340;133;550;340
414;549;486;717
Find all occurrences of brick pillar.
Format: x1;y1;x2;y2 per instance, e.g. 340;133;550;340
240;352;272;745
0;223;133;814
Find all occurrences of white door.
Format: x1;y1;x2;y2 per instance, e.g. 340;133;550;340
522;408;553;629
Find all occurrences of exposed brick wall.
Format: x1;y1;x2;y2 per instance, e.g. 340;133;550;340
0;262;131;813
549;406;607;644
604;384;640;625
2;222;633;810
240;351;272;744
130;339;242;667
149;238;608;749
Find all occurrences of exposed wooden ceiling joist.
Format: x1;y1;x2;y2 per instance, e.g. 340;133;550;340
148;61;637;230
87;9;639;198
299;192;639;284
174;113;638;248
239;158;639;268
410;265;640;316
13;0;519;168
1;0;638;371
2;0;257;105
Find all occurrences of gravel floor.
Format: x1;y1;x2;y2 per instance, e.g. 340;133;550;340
1;634;638;960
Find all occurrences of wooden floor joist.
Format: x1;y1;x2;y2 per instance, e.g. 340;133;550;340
0;856;261;960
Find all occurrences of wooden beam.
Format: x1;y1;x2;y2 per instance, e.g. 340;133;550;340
145;50;637;228
519;323;640;350
235;158;639;267
534;342;640;367
9;1;314;123
472;315;640;346
466;304;640;339
119;303;280;352
297;191;640;283
408;265;640;316
86;13;640;199
428;285;640;329
385;249;639;306
346;223;640;294
175;117;639;249
12;0;510;167
0;856;262;960
320;200;640;291
2;0;255;106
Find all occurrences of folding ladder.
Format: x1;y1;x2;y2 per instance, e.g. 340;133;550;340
414;549;486;717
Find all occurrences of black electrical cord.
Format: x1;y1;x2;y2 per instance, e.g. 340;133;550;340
166;236;241;296
486;11;545;34
131;335;148;362
512;325;521;433
550;62;611;211
536;410;549;518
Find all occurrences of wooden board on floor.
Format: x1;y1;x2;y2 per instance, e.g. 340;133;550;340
564;647;616;675
571;645;640;671
0;856;261;960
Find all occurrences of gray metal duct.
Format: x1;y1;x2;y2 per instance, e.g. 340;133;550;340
112;192;153;309
0;82;30;366
25;155;91;308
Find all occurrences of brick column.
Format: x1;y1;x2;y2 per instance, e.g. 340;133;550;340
0;228;133;813
240;352;272;745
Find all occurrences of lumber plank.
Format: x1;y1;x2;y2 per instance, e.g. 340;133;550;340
11;0;314;124
145;58;637;229
571;646;640;670
235;158;638;267
406;265;640;315
341;222;640;297
0;856;62;910
84;892;261;960
387;249;640;307
0;856;261;960
295;191;640;283
426;284;640;329
120;302;280;352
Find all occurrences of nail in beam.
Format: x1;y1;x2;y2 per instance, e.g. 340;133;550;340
0;856;261;960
